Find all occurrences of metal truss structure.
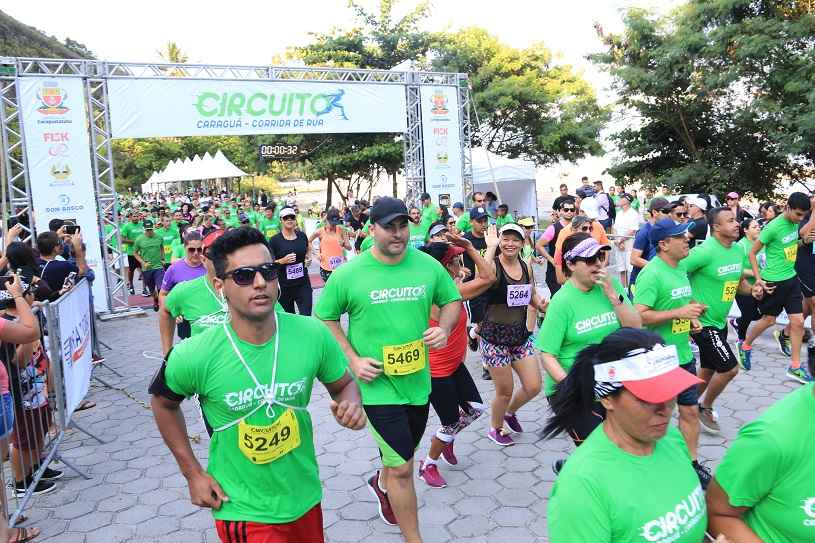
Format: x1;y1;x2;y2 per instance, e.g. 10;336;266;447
0;57;472;313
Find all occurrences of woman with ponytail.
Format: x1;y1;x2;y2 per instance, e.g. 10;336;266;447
545;328;713;543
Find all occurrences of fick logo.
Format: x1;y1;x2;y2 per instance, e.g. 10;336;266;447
36;81;69;115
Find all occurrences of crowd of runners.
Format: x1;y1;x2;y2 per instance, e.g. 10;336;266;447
118;182;815;542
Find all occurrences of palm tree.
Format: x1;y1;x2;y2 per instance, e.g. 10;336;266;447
157;41;188;76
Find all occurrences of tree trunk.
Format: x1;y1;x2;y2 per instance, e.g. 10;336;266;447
392;171;398;198
325;174;334;211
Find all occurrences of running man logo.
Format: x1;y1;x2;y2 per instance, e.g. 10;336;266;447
194;89;350;120
369;285;427;305
36;81;69;115
639;486;706;542
801;497;815;527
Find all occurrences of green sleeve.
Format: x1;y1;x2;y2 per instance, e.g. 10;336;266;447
758;220;775;245
632;268;658;308
456;215;470;232
314;270;346;321
164;342;200;398
714;419;781;509
548;474;612;542
164;284;182;319
536;297;569;356
432;261;463;307
682;244;707;274
133;237;142;254
316;323;349;384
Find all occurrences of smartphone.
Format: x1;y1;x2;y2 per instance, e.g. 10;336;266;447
64;223;80;235
63;271;77;289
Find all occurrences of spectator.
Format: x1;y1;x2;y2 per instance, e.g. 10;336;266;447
36;230;86;294
593;180;615;231
687;197;709;246
495;204;515;228
613;194;642;285
553;184;576;212
725;192;753;222
536;198;575;296
484;191;499;217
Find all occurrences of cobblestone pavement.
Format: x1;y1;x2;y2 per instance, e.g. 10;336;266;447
25;308;804;542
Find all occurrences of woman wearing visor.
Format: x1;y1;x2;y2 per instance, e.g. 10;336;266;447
537;233;641;454
545;328;713;543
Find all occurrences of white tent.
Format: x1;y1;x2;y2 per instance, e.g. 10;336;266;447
471;148;538;221
139;150;249;193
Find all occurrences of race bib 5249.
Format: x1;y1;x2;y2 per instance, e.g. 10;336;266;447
238;409;300;465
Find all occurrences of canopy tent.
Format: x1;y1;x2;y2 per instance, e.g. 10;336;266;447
139;150;248;193
471;148;538;221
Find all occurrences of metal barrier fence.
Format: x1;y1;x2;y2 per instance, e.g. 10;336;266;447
0;279;105;528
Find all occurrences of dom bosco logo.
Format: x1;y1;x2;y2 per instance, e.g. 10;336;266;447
46;194;84;214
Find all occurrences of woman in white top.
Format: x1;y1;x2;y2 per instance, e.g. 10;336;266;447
612;194;641;285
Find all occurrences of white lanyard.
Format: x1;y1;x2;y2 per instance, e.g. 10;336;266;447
204;277;228;312
213;315;304;433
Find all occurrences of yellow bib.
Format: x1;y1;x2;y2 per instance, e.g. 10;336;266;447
784;244;798;262
721;280;739;302
238;408;300;465
382;339;426;376
671;318;691;334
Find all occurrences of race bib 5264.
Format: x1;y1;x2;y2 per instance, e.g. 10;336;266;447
382;339;426;376
238;409;300;465
506;284;532;307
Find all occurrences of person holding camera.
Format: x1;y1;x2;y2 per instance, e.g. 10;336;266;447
36;229;86;294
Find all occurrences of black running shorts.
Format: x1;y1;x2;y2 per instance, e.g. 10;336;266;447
363;403;429;468
692;326;738;373
759;276;803;317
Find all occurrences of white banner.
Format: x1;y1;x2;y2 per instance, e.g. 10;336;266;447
19;77;109;311
420;86;464;206
108;79;407;138
57;280;93;418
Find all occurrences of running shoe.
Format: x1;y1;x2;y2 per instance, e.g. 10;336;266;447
773;329;792;356
697;405;721;435
12;478;56;498
366;472;397;526
487;427;514;446
418;461;447;489
786;366;814;384
692;460;712;491
440;441;458;466
481;367;492;381
128;285;135;295
737;341;752;371
552;458;566;476
39;467;63;481
141;287;150;297
503;412;523;433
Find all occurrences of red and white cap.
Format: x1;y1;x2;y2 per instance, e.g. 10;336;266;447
593;345;702;403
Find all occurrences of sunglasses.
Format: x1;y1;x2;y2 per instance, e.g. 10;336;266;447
673;212;688;218
579;226;592;232
573;252;608;266
447;221;456;226
222;263;278;286
282;216;296;221
562;208;576;213
187;247;204;254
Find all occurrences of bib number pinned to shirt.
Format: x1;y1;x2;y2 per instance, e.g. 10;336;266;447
721;280;739;302
238;409;300;464
328;256;344;270
671;318;691;334
382;339;426;376
784;244;798;262
285;263;304;280
506;284;532;307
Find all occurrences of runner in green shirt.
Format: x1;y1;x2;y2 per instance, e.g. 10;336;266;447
120;211;145;295
731;219;765;350
150;227;365;539
256;206;280;240
741;192;815;383
407;207;429;249
155;215;180;267
133;220;165;311
494;204;515;228
684;208;757;435
315;197;461;539
543;328;705;543
707;381;815;543
634;218;710;488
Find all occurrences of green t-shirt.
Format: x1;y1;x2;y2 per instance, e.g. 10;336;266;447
549;426;707;543
536;278;629;396
683;236;744;329
408;222;428;249
224;216;240;229
257;217;280;240
165;314;347;524
314;249;461;405
133;233;164;270
634;256;694;364
164;275;229;336
759;215;799;281
360;235;374;252
495;214;515;228
120;221;144;255
715;383;815;543
456;214;471;234
155;226;180;264
171;240;185;261
421;204;438;229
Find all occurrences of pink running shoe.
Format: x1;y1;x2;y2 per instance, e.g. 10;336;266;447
487;428;514;446
418;461;447;488
440;441;458;466
504;412;523;433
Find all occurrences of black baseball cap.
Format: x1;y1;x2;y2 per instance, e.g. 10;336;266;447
370;197;409;226
470;206;489;220
420;192;431;202
143;219;155;229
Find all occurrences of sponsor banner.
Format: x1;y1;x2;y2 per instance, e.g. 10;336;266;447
57;280;93;417
420;86;464;206
108;79;407;138
19;77;109;311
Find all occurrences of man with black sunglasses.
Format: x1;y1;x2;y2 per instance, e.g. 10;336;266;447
536;199;575;296
159;230;206;340
151;227;366;543
315;197;461;541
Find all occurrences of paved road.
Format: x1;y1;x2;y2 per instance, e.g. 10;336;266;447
24;305;803;542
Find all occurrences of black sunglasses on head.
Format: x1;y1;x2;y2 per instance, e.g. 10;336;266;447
221;263;278;286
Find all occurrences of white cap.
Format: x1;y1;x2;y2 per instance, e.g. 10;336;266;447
688;197;707;211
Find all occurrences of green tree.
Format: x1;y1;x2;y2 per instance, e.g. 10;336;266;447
432;28;609;166
593;2;815;198
158;41;188;63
